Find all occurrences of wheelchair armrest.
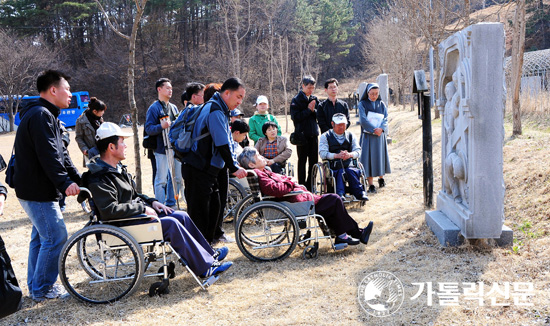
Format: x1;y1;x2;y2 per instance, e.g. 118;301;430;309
101;214;160;224
283;191;306;197
262;191;307;201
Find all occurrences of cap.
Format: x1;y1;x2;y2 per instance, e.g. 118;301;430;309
255;95;269;106
96;122;133;141
332;113;347;125
230;108;244;117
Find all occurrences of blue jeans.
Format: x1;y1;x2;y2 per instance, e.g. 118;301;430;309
18;199;68;298
154;152;183;206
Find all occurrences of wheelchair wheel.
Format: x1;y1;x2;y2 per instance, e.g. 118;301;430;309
357;161;369;194
223;178;248;223
59;224;144;304
311;163;326;196
236;202;299;262
233;193;255;222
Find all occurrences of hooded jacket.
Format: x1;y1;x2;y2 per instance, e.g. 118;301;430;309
14;98;80;201
82;159;156;221
186;92;239;176
248;112;281;144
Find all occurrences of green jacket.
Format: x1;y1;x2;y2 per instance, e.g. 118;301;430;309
248;112;281;144
82;159;156;221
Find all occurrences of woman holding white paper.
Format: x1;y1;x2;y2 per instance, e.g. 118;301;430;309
358;83;391;193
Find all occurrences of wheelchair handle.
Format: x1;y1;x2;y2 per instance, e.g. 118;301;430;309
77;187;93;204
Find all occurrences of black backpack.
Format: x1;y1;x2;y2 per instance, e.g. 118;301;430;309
0;235;22;319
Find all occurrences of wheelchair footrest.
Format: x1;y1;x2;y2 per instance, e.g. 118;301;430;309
202;275;220;288
334;243;348;250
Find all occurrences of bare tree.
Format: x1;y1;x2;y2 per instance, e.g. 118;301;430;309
510;0;525;136
363;9;416;111
94;0;148;192
275;35;290;132
219;0;252;78
0;30;54;132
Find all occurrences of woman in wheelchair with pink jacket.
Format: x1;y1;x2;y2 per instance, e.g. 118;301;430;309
238;147;373;246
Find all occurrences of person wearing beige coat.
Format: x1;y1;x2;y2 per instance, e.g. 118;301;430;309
255;121;292;174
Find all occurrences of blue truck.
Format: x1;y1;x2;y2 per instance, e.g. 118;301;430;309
0;91;90;129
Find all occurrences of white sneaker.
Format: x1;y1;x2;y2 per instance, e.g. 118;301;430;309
218;234;235;243
33;284;69;302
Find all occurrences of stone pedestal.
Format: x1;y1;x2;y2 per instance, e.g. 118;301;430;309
425;23;512;247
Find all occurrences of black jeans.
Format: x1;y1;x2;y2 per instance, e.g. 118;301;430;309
296;136;318;190
182;164;225;243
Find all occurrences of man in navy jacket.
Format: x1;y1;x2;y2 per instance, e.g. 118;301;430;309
290;75;319;190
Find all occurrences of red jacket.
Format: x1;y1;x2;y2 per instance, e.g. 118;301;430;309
254;168;321;205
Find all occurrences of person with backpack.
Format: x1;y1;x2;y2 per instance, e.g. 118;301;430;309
169;82;206;160
145;78;183;208
182;77;247;245
13;70;81;302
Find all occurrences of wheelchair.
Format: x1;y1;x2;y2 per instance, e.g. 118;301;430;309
234;170;349;262
223;162;294;224
58;188;220;304
310;159;368;206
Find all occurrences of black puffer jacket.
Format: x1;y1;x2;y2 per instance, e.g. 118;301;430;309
290;90;319;138
83;159;156;221
14;98;80;201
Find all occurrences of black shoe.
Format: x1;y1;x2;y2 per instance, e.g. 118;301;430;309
360;221;374;245
355;191;369;201
378;178;385;188
368;185;377;193
335;235;360;246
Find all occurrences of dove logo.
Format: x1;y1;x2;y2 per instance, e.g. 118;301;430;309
358;271;404;317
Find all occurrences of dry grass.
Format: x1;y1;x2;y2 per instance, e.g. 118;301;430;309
0;106;549;326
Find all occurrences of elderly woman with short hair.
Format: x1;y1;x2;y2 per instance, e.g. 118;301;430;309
238;147;373;246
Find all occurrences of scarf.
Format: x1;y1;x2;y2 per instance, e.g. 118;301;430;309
86;109;103;130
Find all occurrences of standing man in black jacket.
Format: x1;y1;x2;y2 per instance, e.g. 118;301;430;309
290;75;319;190
13;70;81;302
317;78;350;134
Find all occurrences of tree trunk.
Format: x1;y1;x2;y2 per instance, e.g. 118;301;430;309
94;0;147;192
511;0;526;136
129;1;147;193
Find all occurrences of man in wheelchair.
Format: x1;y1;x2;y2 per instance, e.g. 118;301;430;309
238;147;373;246
319;113;368;201
83;122;233;279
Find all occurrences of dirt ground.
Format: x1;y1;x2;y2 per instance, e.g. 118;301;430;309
0;106;548;325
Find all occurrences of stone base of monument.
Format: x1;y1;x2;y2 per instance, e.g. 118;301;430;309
425;210;513;247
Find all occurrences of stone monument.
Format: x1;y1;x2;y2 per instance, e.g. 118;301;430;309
376;74;389;105
425;23;513;246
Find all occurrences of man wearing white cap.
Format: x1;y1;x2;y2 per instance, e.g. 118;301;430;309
319;113;368;201
82;122;233;279
248;95;281;144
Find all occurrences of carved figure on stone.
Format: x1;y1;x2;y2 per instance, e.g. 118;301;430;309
443;69;468;204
